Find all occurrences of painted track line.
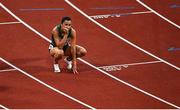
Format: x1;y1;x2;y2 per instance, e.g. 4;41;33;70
0;21;21;25
0;68;17;73
136;0;180;29
90;11;152;19
0;104;9;110
0;3;51;43
65;0;180;108
0;3;95;109
65;0;180;71
19;8;64;11
98;61;162;71
0;57;95;109
0;2;179;109
78;58;180;109
98;60;163;68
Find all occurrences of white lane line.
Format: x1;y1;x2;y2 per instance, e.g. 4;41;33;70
98;60;162;68
136;0;180;29
98;61;162;71
0;68;17;72
0;4;94;109
90;11;152;19
0;21;21;25
64;0;180;71
65;0;180;108
78;58;180;109
0;3;51;43
0;2;179;109
0;57;95;109
0;104;9;110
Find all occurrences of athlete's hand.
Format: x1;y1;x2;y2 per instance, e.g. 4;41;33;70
72;64;78;74
63;27;69;35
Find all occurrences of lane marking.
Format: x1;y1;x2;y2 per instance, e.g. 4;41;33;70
1;2;179;108
0;104;9;110
0;68;17;73
78;58;180;109
65;0;180;108
170;4;180;8
0;3;51;42
136;0;180;29
90;11;152;19
98;60;162;72
90;6;135;10
99;64;128;72
64;0;180;71
0;21;21;25
0;5;94;109
19;8;64;11
0;57;95;109
168;47;180;51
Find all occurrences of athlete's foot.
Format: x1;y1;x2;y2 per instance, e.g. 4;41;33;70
64;57;72;70
53;64;61;73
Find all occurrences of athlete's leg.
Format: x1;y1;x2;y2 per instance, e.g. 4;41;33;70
76;45;87;58
64;45;87;70
50;47;64;62
64;45;87;59
49;47;64;72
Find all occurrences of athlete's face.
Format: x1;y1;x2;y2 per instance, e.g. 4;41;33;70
61;20;72;32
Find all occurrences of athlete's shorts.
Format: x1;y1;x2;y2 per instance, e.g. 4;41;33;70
48;43;69;52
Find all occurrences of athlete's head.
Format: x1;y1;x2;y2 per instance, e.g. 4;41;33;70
61;16;72;31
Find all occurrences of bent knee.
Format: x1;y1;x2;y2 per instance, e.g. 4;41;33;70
81;48;87;56
50;47;64;58
78;48;87;57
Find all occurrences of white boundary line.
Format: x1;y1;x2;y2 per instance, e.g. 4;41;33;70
78;58;180;109
64;0;180;108
64;0;180;71
0;104;9;110
136;0;180;29
98;61;163;72
0;21;21;25
98;60;162;68
0;57;95;109
0;2;179;109
90;11;152;19
0;68;17;72
0;3;95;109
0;3;51;43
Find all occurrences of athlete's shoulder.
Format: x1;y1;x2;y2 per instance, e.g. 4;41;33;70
51;26;58;34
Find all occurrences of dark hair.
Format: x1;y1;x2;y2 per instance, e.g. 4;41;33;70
61;16;72;24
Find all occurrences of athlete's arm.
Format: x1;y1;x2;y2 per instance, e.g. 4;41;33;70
52;27;68;49
71;28;78;74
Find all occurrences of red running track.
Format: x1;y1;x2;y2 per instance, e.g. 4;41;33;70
0;0;180;109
